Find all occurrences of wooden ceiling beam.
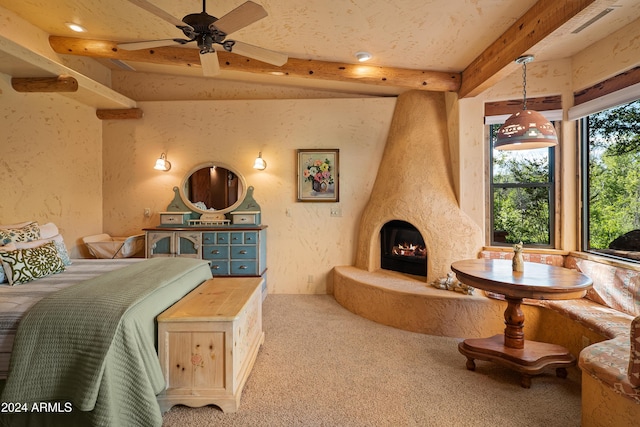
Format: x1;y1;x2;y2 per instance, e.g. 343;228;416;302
96;108;144;120
459;0;596;99
49;36;461;93
11;76;78;92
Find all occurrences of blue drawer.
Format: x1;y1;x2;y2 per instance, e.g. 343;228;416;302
202;245;229;259
216;232;230;244
244;232;258;244
231;260;257;275
202;233;216;244
209;260;230;275
230;232;244;244
231;245;256;259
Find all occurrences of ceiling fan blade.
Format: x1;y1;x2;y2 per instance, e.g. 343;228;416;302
200;50;221;77
226;40;288;66
128;0;193;30
211;1;268;35
117;39;185;50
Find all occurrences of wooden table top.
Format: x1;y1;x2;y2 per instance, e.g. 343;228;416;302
451;259;592;300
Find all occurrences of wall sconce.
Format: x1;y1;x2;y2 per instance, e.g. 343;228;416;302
495;55;558;150
154;153;171;171
253;152;267;170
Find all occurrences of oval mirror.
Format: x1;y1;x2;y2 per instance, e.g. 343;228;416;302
179;162;246;215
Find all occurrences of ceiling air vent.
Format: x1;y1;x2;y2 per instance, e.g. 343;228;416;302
572;8;615;34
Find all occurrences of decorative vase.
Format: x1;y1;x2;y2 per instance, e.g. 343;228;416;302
312;180;328;192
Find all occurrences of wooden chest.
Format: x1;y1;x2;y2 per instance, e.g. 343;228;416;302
156;277;264;413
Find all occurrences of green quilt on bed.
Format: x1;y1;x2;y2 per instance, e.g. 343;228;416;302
0;257;212;427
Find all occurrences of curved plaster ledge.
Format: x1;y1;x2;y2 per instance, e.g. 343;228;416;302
333;266;511;338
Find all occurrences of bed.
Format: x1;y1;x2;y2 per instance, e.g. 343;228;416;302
0;255;213;427
0;258;143;379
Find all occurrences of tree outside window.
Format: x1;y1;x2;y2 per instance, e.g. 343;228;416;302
582;100;640;262
489;124;555;247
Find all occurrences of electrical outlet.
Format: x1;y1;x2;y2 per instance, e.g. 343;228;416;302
285;208;292;217
144;208;151;218
330;206;342;217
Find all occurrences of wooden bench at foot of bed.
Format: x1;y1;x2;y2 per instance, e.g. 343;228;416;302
156;277;265;413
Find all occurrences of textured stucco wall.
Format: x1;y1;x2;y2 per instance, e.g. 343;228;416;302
0;74;103;258
102;97;395;294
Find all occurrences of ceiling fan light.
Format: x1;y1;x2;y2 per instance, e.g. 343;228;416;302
355;51;372;62
495;110;558;150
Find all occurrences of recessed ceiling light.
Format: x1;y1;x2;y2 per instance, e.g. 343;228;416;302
65;22;86;33
355;51;372;62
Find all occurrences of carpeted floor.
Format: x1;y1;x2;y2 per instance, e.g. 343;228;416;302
162;294;582;427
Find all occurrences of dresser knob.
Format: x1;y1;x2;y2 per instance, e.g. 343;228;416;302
239;250;247;254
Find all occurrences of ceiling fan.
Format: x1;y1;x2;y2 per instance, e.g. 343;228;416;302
120;0;288;76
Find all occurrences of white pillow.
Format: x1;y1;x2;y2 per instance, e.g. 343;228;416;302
39;223;60;239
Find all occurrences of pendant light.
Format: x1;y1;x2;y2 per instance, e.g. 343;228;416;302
495;55;558;151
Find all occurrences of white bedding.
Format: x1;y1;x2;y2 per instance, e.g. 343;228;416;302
0;258;143;379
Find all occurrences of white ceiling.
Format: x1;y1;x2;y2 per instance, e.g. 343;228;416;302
1;0;639;95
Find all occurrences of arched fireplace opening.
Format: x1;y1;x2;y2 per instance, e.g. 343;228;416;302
380;220;427;277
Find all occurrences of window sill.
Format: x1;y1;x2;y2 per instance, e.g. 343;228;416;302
482;246;569;256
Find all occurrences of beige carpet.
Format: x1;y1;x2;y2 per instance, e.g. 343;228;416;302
162;295;582;427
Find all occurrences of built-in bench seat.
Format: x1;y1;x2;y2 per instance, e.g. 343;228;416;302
480;249;640;426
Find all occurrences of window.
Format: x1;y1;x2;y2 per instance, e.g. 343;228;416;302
581;99;640;263
488;124;556;247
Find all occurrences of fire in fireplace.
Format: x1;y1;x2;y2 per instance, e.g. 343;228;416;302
380;220;427;277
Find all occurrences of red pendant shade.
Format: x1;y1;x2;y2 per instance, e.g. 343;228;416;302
495;109;558;150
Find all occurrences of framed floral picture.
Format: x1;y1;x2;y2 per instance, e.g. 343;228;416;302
297;149;339;202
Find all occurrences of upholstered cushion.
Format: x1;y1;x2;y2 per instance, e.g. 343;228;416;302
478;250;565;266
629;316;640;387
0;222;40;244
0;241;65;285
567;257;640;317
14;234;72;266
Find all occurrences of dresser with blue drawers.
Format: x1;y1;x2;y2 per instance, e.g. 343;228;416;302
144;226;267;277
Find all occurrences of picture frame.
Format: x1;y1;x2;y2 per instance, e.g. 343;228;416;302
296;149;339;202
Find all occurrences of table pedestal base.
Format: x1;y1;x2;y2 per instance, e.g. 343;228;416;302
458;334;576;388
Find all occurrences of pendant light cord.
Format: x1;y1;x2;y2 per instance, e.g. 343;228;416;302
522;61;527;111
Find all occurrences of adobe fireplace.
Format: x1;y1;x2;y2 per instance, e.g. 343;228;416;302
352;90;483;284
334;90;487;335
380;220;427;277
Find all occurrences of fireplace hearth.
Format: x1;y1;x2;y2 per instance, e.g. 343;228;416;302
380;220;427;277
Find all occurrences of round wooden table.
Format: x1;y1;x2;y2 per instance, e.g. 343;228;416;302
451;259;592;388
